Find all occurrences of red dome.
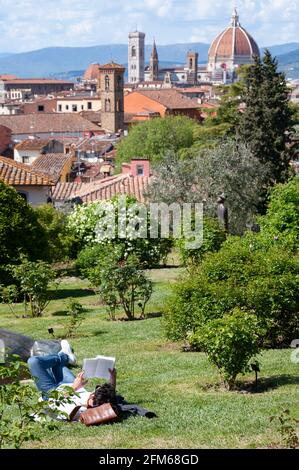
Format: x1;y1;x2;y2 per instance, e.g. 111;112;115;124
208;10;259;61
83;63;101;81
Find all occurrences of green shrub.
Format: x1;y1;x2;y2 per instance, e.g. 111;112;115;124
35;204;80;262
0;182;48;285
8;258;58;317
177;217;226;268
64;298;87;338
190;309;262;389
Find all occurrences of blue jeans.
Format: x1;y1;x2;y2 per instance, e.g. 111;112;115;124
27;353;75;397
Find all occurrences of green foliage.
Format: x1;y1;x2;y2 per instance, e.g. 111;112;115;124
69;195;172;270
64;298;87;338
0;358;73;449
116;115;200;165
0;284;19;317
0;182;48;285
35;204;80;262
8;258;58;317
148;141;271;234
90;254;153;320
177;217;226;268
164;178;299;348
238;50;295;184
256;177;299;251
189;309;262;389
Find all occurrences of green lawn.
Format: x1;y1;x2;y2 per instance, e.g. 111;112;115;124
1;269;299;449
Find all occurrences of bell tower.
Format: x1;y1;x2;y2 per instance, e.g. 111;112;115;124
98;62;125;133
149;40;159;81
187;51;198;85
128;31;145;84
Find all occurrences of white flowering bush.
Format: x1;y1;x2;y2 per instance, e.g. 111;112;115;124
68;195;172;269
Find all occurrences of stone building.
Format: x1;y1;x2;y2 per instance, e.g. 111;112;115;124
128;31;145;84
98;63;125;133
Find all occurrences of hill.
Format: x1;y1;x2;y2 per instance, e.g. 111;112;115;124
0;42;298;79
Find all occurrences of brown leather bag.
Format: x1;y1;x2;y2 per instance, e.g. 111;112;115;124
79;403;118;426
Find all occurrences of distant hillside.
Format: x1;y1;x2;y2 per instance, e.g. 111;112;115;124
0;43;210;78
0;42;298;79
276;48;299;79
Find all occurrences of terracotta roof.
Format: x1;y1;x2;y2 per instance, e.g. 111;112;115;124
31;153;73;179
2;78;74;85
133;89;200;110
83;64;101;81
0;114;101;135
98;63;125;71
14;138;58;151
79;111;102;124
53;174;151;203
0;156;55;186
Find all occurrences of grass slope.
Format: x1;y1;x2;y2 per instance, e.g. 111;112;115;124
0;269;298;449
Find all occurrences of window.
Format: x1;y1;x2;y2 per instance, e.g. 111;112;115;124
66;105;69;110
38;105;44;112
81;105;84;110
136;165;144;176
87;101;92;110
58;104;62;111
117;75;122;90
22;156;30;164
116;99;121;112
72;105;78;112
105;75;110;91
105;99;111;112
131;45;136;57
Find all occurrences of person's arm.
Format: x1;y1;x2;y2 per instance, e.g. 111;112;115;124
72;371;88;391
109;368;116;390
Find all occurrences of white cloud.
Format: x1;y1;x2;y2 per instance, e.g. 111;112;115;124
0;0;297;52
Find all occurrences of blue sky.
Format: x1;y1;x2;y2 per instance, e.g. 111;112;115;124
0;0;298;52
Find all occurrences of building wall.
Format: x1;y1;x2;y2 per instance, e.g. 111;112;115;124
56;98;101;113
14;185;51;206
14;149;40;164
0;125;12;154
124;92;167;117
99;66;125;133
22;99;57;114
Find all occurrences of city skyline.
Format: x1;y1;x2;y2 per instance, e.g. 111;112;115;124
0;0;298;53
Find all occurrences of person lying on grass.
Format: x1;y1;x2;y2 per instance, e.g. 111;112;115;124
27;339;117;421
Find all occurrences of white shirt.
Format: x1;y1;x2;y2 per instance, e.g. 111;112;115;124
47;384;91;421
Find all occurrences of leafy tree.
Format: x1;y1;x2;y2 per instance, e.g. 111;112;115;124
0;182;48;285
35;204;80;262
8;258;58;317
68;195;172;269
190;309;262;390
116;115;200;165
148;141;271;234
89;254;153;321
237;50;295;184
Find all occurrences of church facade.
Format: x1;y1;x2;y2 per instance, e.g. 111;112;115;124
127;9;260;86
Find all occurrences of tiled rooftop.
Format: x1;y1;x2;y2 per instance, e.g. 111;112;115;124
0;156;55;186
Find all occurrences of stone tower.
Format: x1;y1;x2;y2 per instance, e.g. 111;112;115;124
149;40;159;81
128;31;145;84
187;51;198;85
98;62;125;133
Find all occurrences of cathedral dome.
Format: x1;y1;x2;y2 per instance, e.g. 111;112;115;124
208;9;259;71
83;63;101;81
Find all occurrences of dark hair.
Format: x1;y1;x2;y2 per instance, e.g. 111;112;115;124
93;383;118;413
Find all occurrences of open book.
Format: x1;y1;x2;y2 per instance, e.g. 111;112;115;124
82;355;116;380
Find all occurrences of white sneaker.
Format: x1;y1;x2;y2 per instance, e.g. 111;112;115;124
59;340;76;365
